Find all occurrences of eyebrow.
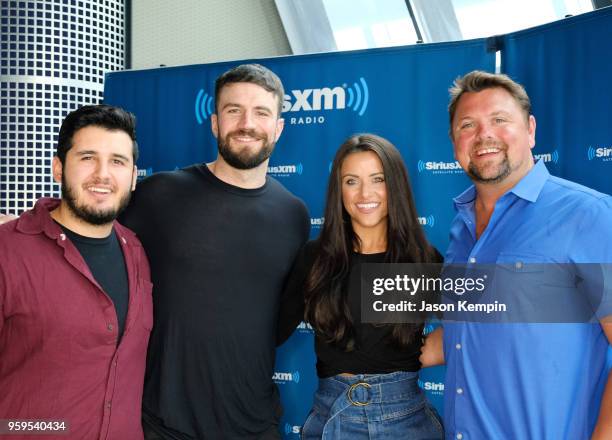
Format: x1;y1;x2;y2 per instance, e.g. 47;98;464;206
342;172;384;178
222;103;273;113
112;153;132;162
458;110;511;120
75;150;131;162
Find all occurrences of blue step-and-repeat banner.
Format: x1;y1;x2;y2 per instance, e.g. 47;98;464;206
104;6;612;438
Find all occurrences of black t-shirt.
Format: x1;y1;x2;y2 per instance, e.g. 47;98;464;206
59;224;129;339
278;240;442;377
120;164;309;439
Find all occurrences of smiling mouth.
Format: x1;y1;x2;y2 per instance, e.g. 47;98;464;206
232;136;261;143
87;186;112;194
356;202;379;210
475;147;501;156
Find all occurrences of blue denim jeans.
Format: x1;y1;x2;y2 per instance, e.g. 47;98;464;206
301;371;443;440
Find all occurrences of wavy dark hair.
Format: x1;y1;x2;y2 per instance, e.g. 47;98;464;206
304;133;438;348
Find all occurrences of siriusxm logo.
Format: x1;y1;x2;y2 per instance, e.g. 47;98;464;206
284;78;369;125
272;370;301;384
587;146;612;161
194;89;214;124
418;215;435;228
310;217;325;229
533;149;559;164
417;160;463;175
418;380;445;395
267;163;303;176
284;423;301;435
136;167;153;179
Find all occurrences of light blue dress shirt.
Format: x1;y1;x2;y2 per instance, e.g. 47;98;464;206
443;160;612;440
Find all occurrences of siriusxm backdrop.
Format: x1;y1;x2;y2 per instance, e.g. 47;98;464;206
104;7;612;438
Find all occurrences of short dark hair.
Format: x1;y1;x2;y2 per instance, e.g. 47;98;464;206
56;104;138;165
214;63;284;117
448;70;532;135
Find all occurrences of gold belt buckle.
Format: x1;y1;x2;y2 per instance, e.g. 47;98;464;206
347;382;371;406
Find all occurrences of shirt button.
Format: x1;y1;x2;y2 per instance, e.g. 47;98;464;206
469;257;476;263
457;388;463;394
456;343;462;350
106;401;112;409
107;323;114;331
59;233;66;241
121;237;127;244
456;434;463;440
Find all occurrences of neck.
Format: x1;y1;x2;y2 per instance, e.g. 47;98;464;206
50;202;113;238
472;162;533;238
207;157;268;189
353;225;387;254
473;184;504;214
473;157;535;206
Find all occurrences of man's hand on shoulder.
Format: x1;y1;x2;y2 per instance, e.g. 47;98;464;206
0;214;18;225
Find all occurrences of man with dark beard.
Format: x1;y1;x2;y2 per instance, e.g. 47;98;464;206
0;105;153;439
120;64;309;439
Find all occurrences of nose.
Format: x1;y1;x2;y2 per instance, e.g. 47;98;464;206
94;159;111;180
237;111;256;130
475;121;494;140
359;181;373;198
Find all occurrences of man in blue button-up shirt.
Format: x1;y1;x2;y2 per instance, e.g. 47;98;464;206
422;71;612;439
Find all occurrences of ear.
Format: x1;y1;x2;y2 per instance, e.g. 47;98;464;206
131;165;137;191
52;156;63;184
211;113;219;139
274;117;284;142
528;115;536;149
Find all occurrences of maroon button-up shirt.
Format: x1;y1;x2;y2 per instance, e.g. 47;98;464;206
0;198;153;439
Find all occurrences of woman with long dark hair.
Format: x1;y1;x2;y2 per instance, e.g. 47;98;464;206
278;133;443;439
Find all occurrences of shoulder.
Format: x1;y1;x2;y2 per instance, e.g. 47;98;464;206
543;177;612;226
123;166;206;221
544;175;611;207
0;219;20;252
135;165;203;193
266;177;307;206
264;177;310;220
542;177;612;261
0;217;18;235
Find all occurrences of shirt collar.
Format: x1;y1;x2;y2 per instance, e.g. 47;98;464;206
453;159;550;208
509;159;549;202
16;197;63;239
16;197;137;244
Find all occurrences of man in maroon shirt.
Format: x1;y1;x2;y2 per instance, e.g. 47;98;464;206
0;105;152;439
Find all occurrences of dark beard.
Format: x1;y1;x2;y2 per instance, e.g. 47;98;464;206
217;129;275;170
467;155;511;183
61;175;131;226
467;141;511;184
